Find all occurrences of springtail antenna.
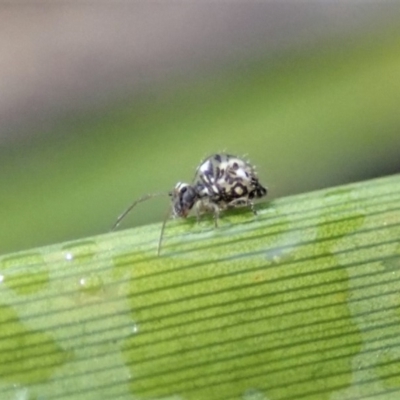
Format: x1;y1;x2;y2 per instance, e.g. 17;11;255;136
111;193;165;231
157;205;173;256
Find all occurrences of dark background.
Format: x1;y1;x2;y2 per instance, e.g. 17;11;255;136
1;3;400;255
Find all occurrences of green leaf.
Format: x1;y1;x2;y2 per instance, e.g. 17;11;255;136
1;174;400;399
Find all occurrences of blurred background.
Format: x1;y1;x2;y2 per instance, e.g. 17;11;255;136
1;3;400;255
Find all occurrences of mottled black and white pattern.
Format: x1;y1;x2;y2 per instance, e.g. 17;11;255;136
170;154;267;223
113;153;267;255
